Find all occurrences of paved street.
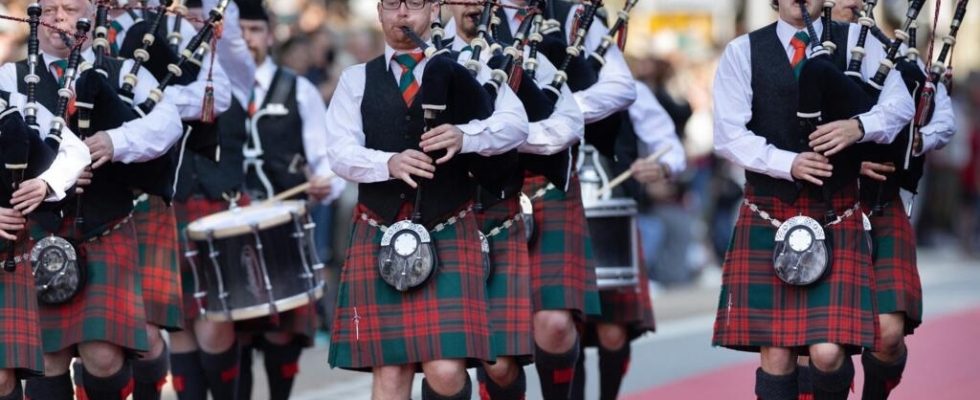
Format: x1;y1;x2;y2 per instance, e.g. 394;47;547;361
161;246;980;399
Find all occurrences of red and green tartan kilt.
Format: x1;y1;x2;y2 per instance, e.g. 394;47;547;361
523;173;601;316
869;200;922;334
134;196;184;331
712;184;879;354
235;303;319;347
582;241;656;346
329;203;493;371
476;197;533;362
173;196;249;320
38;218;150;353
0;241;44;377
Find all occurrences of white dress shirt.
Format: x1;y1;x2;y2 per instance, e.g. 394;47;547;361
204;0;255;106
4;92;89;201
325;44;530;184
447;34;583;156
253;59;346;204
109;12;232;121
712;18;916;181
917;81;956;155
0;50;183;164
631;81;686;177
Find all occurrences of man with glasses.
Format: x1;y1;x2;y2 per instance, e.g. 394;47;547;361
324;0;528;398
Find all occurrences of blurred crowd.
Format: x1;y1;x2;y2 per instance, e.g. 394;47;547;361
0;0;976;294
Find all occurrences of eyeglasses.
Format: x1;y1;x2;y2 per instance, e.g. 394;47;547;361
380;0;428;10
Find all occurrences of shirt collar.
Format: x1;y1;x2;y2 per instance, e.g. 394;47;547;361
384;43;430;71
776;17;822;52
42;48;95;66
451;34;469;52
255;58;276;91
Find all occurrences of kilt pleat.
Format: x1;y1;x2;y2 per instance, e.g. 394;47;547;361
476;197;533;362
173;197;247;320
0;245;44;377
712;185;879;354
869;200;922;334
134;196;184;331
39;219;149;353
328;204;493;370
523;173;601;316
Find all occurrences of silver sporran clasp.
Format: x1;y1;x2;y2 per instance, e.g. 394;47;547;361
378;220;436;291
772;216;831;285
31;235;84;305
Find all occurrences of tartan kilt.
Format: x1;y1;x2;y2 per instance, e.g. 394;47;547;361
38;218;150;353
173;196;248;320
134;196;184;331
235;304;319;347
582;240;656;346
476;196;533;362
0;240;44;377
328;203;493;371
712;184;879;354
523;173;601;316
869;200;922;334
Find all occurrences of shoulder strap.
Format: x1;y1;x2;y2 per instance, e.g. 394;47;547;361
264;67;297;107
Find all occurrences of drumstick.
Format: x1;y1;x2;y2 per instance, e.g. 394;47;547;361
594;146;671;199
266;182;311;203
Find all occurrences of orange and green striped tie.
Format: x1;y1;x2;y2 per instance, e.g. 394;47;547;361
515;7;528;24
790;31;810;79
50;59;76;117
108;20;124;56
394;53;424;106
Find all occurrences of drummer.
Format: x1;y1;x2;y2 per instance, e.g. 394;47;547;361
573;79;686;400
166;1;258;399
234;2;344;399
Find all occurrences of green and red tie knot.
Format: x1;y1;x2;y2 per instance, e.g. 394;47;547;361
791;30;811;79
107;20;124;56
51;59;68;85
515;7;528;24
394;52;424;106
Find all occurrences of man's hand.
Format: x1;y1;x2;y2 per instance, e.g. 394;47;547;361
631;159;668;184
388;150;435;189
10;178;50;215
0;207;25;241
84;131;114;168
420;124;463;164
860;161;896;182
307;175;333;202
75;168;93;194
809;119;863;157
791;152;833;186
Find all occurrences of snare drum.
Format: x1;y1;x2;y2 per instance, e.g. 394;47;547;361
584;198;641;290
184;200;324;321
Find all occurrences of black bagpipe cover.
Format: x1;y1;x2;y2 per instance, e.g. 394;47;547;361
0;108;56;194
74;69;177;201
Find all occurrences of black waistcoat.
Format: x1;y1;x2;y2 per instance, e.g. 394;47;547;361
358;55;474;227
244;67;306;199
745;22;851;204
174;97;248;201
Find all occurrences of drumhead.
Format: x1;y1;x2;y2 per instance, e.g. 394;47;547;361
583;198;638;218
186;200;307;240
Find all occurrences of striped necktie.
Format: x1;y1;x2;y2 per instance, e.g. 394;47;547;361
50;59;75;117
394;53;424;106
790;31;810;79
515;7;528;24
108;20;124;56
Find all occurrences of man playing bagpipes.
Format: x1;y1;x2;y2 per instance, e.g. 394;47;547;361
0;75;89;400
710;0;916;398
323;0;530;398
0;0;183;398
232;1;347;399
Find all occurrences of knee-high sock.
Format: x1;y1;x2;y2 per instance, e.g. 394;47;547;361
71;359;85;399
534;338;581;400
861;351;907;400
754;367;799;400
133;342;171;400
809;357;854;400
25;372;73;400
199;343;241;400
570;347;585;400
797;364;813;400
237;344;255;400
598;342;631;400
80;360;134;400
262;339;304;400
477;364;527;400
170;351;208;400
0;379;22;400
422;377;473;400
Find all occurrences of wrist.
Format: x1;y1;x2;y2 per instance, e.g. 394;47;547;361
853;117;866;142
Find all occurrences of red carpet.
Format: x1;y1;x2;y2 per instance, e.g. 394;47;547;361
624;308;980;399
